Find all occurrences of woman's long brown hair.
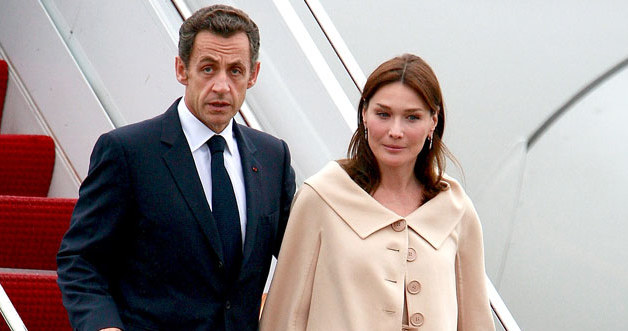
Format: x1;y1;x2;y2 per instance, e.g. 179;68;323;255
340;54;457;202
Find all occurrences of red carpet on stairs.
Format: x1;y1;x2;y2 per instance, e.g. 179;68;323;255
0;268;71;331
0;59;73;329
0;196;76;270
0;134;55;197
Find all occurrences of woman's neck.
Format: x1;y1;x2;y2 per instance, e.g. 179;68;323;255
373;164;423;217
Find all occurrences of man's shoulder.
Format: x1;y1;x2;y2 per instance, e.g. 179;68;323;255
236;123;286;148
113;112;168;137
103;103;178;145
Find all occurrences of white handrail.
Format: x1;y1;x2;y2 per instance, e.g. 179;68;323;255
303;0;366;91
170;0;192;19
0;283;27;331
272;0;357;132
486;275;521;331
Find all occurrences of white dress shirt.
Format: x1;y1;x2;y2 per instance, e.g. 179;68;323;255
177;100;247;248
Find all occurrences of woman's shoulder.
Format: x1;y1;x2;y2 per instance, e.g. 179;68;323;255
440;173;464;194
299;160;374;209
291;162;344;204
304;161;354;190
438;173;477;210
438;173;483;229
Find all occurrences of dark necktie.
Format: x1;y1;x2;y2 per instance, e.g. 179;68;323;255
207;135;242;277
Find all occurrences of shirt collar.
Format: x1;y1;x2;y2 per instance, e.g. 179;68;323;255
177;98;237;154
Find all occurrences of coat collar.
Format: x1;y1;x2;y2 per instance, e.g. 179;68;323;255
305;161;466;249
232;123;262;266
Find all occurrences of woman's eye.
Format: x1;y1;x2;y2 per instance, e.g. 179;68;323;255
376;112;389;118
408;115;419;121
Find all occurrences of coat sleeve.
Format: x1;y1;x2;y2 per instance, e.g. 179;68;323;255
260;185;322;331
56;132;129;331
455;198;496;331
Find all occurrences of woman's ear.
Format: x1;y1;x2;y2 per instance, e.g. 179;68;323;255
431;112;438;132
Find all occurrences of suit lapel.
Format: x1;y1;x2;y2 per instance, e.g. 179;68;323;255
160;101;224;262
233;123;262;267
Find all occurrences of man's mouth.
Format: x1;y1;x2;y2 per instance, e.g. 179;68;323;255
209;101;230;108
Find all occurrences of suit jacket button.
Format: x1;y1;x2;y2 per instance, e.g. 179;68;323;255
225;300;231;310
218;261;224;269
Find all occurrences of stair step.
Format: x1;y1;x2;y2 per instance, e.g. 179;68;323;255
0;195;75;270
0;134;55;197
0;268;71;330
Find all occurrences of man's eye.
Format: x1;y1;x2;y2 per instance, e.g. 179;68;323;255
203;67;212;73
231;68;243;75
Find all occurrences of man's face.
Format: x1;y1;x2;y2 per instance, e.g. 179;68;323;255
176;31;260;133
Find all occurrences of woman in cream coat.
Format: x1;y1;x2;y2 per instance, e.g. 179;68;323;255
260;54;495;331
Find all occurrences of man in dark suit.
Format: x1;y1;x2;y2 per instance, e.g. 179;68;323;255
57;5;296;331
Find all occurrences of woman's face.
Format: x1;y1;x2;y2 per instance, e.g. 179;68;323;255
363;82;437;173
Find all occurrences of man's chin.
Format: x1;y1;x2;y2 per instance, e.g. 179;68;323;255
203;115;235;133
205;105;233;114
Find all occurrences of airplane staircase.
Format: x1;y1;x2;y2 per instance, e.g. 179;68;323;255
0;59;73;330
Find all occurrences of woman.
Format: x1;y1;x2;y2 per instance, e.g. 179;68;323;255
260;54;495;330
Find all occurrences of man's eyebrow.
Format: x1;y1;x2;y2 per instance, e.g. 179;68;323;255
228;59;247;67
197;55;217;63
196;56;247;69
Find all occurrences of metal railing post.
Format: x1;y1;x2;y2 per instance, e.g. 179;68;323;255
486;275;521;331
0;282;27;331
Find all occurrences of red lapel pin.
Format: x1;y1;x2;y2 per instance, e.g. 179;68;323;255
252;166;258;172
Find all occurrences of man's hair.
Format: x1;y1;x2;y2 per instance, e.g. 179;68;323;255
178;4;260;69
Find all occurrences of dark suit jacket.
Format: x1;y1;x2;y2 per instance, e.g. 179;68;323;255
57;99;296;331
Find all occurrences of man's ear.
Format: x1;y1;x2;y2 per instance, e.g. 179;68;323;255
175;56;188;85
247;61;261;88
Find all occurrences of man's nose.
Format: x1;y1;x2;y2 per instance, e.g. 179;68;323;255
212;71;230;93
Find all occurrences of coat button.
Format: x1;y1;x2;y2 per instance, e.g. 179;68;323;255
391;219;406;232
407;248;417;262
410;312;424;326
407;280;421;294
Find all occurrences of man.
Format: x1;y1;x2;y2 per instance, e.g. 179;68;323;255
57;5;296;330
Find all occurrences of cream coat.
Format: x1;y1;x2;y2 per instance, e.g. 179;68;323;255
260;162;495;331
